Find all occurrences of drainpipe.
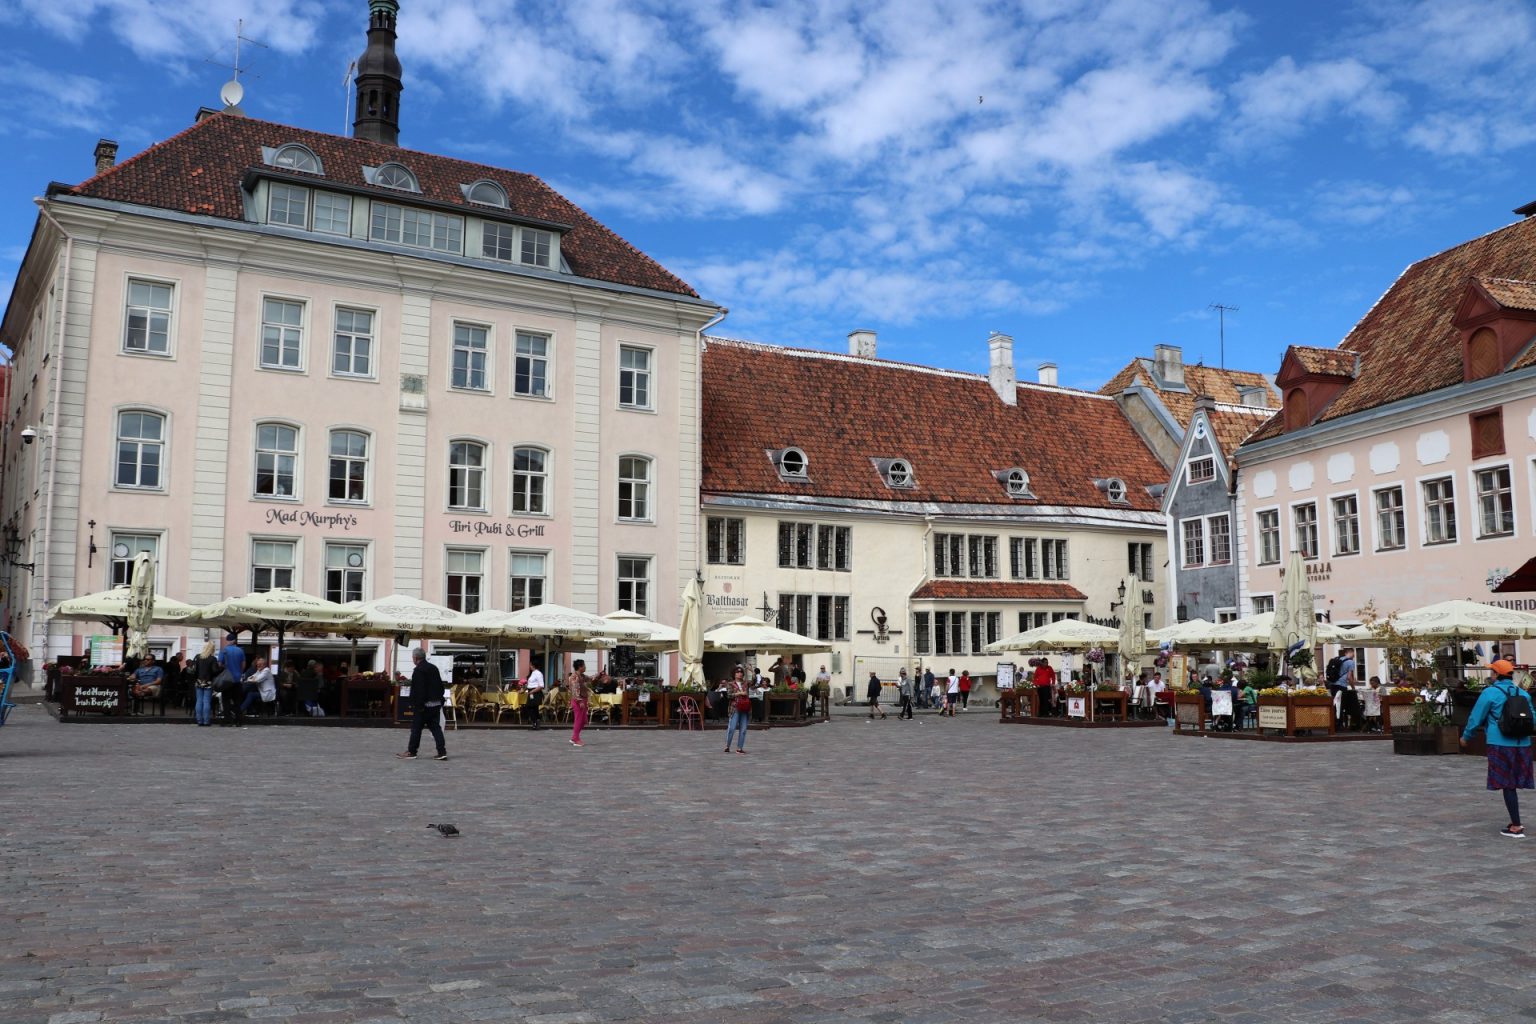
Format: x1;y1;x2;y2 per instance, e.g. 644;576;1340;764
690;305;727;682
33;198;71;663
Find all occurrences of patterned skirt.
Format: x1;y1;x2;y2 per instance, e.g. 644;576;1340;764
1486;744;1535;790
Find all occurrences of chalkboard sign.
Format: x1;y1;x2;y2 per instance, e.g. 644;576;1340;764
608;645;637;677
60;679;128;716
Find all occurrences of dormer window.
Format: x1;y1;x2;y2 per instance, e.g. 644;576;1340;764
998;468;1034;498
871;457;916;489
465;180;508;207
269;144;322;175
1187;456;1215;484
1095;477;1128;504
769;447;808;481
369;162;419;192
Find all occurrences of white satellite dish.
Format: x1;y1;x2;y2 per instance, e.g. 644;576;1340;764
219;79;244;108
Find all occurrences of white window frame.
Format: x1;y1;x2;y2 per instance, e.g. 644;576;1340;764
1329;490;1361;557
1471;461;1516;541
271;144;322;174
510;445;551;517
107;530;163;590
1249;593;1275;615
1292;501;1319;560
618;344;654;411
330;304;377;380
1186;456;1216;484
370;201;462;254
1181;517;1205;568
447;439;490;513
706;516;745;566
114;408;168;492
312;191;352;236
1042;538;1069;580
444;547;486;613
617;454;654;523
1255;507;1280;566
1419;473;1458;546
372;162;420;192
253;421;302;501
266;182;310;229
513;331;553;399
324;541;370;604
1206;513;1232;566
777;448;808;480
466;180;508;207
521;227;554;268
482;220;515;261
327;428;371;506
508;548;549;611
616;554;652;618
122;276;176;358
250;536;299;593
450;321;492;393
1371;484;1408;553
258;295;307;373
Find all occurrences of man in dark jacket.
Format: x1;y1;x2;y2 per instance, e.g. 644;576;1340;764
397;648;448;761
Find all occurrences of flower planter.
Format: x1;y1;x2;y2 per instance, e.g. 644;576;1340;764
1174;692;1205;732
1381;694;1419;734
998;688;1036;721
1393;726;1459;755
765;692;807;723
1254;694;1334;736
621;690;661;726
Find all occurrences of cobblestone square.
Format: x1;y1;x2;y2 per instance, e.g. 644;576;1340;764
2;706;1529;1023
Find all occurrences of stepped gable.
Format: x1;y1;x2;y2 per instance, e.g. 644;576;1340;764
58;112;697;298
702;337;1167;510
1247;215;1536;443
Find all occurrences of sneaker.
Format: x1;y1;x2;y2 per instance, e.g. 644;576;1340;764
1502;825;1526;838
433;754;449;761
396;752;418;759
570;740;583;747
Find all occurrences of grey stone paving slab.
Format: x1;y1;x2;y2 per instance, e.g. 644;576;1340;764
1;703;1529;1022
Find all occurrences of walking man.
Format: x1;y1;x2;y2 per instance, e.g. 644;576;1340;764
922;667;935;709
813;664;831;716
897;668;914;719
526;658;546;729
866;671;887;719
1461;659;1534;837
397;648;448;761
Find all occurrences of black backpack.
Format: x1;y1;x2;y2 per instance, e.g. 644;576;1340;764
1325;656;1344;685
1498;683;1534;740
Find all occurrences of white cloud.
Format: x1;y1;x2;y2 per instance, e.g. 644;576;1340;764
0;60;109;134
1231;57;1399;144
16;0;326;60
1309;180;1420;226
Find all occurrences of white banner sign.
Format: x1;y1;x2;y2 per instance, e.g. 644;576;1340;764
1067;696;1086;718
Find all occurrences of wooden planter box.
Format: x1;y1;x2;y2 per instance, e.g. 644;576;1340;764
764;692;807;723
998;687;1036;721
1091;691;1127;722
1255;694;1334;736
622;690;661;726
1393;726;1460;755
1381;694;1419;734
1174;692;1205;732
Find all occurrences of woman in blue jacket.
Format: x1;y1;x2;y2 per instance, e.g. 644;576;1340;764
1460;659;1534;838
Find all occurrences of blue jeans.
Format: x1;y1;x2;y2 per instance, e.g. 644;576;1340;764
194;687;212;725
726;710;750;750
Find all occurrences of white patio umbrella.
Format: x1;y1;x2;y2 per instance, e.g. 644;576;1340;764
1385;599;1536;641
1118;574;1145;682
600;609;681;651
187;588;361;672
50;586;198;629
1147;618;1214;646
985;619;1120;653
678;578;705;689
1179;611;1351;649
1270;551;1318;674
124;553;155;661
703;615;832;653
339;595;501;677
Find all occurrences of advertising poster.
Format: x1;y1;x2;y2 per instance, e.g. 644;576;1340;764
90;635;121;668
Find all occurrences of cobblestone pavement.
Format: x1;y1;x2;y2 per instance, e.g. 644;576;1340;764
3;704;1532;1024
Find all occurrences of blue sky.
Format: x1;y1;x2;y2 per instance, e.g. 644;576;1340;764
4;0;1536;389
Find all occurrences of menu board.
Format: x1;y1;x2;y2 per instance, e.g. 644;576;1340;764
90;635;122;668
996;662;1015;689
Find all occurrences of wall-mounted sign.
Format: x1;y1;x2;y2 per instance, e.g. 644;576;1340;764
448;520;548;538
705;578;750;612
264;508;360;532
90;634;121;667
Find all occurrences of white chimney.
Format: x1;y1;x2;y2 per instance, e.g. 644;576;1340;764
1154;344;1185;388
1037;362;1058;387
1239;384;1269;408
847;329;877;359
988;331;1016;405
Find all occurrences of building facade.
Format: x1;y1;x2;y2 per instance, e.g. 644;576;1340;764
0;2;720;668
700;332;1170;698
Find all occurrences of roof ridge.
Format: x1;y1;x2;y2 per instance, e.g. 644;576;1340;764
72;113;219;192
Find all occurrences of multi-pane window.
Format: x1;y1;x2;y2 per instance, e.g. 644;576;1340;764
1187;456;1215;483
619;346;652;409
508;551;546;610
521;228;553;268
109;533;158;588
1294;502;1319;559
448;441;486;511
970;612;1001;653
914;612;931;655
445;549;484;613
1251;595;1275;614
1375;487;1405;550
932;611;965;655
1019;611;1050;633
617;556;651;618
373;163;418;191
935;534;999;577
254;423;298;498
1477;466;1514;537
123;280;172;355
1208;515;1231;564
482;222;515;261
115;411;164;489
1182;519;1205;567
260;298;304;370
452;323;489;391
1257;510;1281;564
1042;539;1069;579
1332;495;1360;555
312;192;352;235
328;430;368;503
267;183;308;228
968;536;999;578
1010;537;1039;579
332;307;374;378
1423;477;1457;544
776;593;813;636
511;446;548;515
514;332;550;397
777;521;843;569
251;539;296;592
793;523;814;568
325;544;367;604
707;517;744;565
617;456;651;521
370;203;463;254
1128;542;1154;582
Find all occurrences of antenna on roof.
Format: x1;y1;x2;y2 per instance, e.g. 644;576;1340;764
205;18;268;115
1208;302;1238;369
343;60;357;134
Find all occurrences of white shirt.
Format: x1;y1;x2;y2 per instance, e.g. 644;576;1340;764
947;674;960;694
526;668;545;692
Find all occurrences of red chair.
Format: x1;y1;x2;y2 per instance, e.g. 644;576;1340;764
675;695;702;732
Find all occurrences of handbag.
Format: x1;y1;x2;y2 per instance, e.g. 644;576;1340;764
733;695;752;714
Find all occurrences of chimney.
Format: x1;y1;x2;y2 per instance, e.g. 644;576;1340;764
987;331;1016;405
1238;384;1269;408
1154;343;1185;388
847;329;877;359
1037;362;1058;387
93;139;118;175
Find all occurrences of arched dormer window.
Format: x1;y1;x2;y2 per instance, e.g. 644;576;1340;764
271;144;322;175
773;447;808;481
1105;478;1127;504
1467;327;1500;380
372;162;419;192
465;180;508;207
1284;388;1310;430
1005;468;1030;497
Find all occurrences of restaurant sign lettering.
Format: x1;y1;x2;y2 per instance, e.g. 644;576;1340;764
62;681;128;714
1257;705;1287;731
448;520;548;538
264;508;360;532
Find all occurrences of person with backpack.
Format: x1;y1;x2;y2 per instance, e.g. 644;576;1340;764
1460;659;1534;838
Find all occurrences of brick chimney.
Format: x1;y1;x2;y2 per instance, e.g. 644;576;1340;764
847;329;877;359
1153;343;1185;389
93;139;119;175
1037;362;1058;387
988;331;1016;405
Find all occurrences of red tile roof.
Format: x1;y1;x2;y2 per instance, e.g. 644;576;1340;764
1099;359;1277;431
911;580;1087;601
701;338;1168;510
58;112;698;298
1248;215;1536;443
1288;346;1359;378
1479;276;1536;312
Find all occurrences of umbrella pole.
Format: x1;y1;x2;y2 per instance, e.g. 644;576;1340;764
349;637;358;678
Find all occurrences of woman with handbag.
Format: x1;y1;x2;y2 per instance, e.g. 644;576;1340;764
725;666;751;754
192;640;218;726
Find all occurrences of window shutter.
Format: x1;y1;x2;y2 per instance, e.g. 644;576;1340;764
1467;328;1500;380
1471;408;1505;459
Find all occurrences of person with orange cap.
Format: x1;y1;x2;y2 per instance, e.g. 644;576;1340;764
1461;659;1534;838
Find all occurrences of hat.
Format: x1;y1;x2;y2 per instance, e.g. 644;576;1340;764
1491;659;1516;677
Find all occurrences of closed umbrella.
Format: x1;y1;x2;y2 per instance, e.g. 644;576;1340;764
1270;551;1318;672
1118;574;1145;683
678;578;705;689
124;553;155;661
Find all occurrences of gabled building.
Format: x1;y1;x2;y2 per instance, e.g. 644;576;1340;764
700;330;1170;697
1234;211;1536;676
0;0;721;668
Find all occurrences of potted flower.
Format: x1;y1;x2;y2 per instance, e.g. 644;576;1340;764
1172;687;1205;731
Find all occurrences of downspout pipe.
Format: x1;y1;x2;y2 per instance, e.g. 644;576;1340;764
33;198;71;662
693;305;727;580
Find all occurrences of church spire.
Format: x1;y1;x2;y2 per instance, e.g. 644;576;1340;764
353;0;403;146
